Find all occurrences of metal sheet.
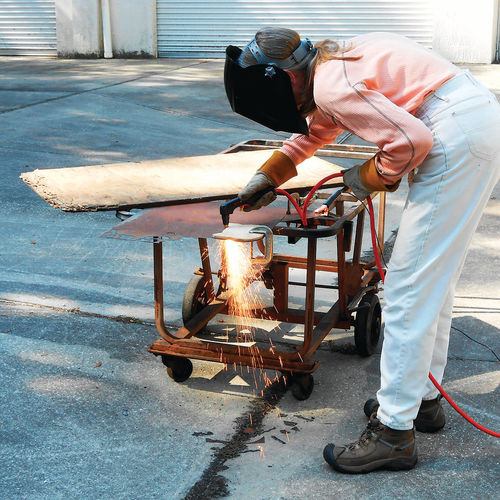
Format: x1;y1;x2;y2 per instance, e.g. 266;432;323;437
0;0;56;56
101;201;288;242
157;0;433;58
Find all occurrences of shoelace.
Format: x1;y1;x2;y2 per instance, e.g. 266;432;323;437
347;421;383;450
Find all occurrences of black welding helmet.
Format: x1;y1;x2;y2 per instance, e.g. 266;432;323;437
224;38;316;136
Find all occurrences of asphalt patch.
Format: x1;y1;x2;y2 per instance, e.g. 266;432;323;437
182;377;287;499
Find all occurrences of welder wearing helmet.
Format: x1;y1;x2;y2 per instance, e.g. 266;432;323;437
224;27;500;473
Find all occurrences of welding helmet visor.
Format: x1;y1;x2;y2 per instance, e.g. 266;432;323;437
224;45;309;136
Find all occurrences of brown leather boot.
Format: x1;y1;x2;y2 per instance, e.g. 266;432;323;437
323;416;417;474
364;395;446;433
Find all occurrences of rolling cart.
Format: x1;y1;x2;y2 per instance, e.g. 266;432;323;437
106;140;386;400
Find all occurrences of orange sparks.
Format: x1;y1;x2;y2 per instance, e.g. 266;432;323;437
218;239;268;374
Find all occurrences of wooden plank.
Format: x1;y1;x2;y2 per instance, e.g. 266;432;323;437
20;149;343;212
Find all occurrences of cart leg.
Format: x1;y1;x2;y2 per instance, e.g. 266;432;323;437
272;262;289;315
303;238;317;353
336;202;347;318
154;240;172;340
198;238;215;302
352;209;365;265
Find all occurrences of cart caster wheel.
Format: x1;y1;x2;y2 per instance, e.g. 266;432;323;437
161;355;193;383
291;374;314;401
354;294;381;357
182;274;210;332
364;398;379;418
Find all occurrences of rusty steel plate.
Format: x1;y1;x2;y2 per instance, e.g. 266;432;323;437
101;201;289;242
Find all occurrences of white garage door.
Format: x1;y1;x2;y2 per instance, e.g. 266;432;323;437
157;0;433;58
0;0;56;56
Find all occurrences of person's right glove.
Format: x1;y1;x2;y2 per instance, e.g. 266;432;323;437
238;151;297;211
343;157;400;200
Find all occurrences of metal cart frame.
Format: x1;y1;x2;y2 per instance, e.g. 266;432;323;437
148;140;385;397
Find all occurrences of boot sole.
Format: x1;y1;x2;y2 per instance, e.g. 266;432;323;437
323;444;418;474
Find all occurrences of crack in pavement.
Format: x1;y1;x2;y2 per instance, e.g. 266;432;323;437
183;377;287;500
0;298;156;326
92;91;285;136
0;61;208;115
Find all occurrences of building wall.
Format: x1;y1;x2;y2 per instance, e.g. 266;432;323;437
56;0;156;58
55;0;499;63
433;0;499;63
109;0;157;57
56;0;102;57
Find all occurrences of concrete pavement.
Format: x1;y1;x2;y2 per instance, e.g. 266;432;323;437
0;57;499;499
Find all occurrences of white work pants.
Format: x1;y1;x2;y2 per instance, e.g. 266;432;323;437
377;72;500;430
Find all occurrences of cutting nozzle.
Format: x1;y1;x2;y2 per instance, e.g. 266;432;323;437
219;186;276;226
220;197;242;227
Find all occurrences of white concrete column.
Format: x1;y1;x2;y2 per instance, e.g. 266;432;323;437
55;0;102;57
108;0;157;57
496;5;500;61
433;0;499;63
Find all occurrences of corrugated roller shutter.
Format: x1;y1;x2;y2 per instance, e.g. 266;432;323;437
157;0;433;58
0;0;56;56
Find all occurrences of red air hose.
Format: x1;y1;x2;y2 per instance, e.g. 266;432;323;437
277;173;499;437
275;172;344;225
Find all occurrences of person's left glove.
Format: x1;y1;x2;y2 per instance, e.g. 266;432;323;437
343;157;400;200
238;151;297;211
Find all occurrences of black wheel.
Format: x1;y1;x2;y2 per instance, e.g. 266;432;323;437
182;274;210;330
290;374;314;401
354;294;381;357
364;398;379;418
161;355;193;383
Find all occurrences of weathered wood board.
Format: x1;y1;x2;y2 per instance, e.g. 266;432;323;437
20;149;344;212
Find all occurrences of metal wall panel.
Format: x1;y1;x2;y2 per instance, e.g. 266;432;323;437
157;0;433;58
0;0;56;56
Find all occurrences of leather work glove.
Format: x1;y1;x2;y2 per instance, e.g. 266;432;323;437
238;151;297;211
343;157;400;200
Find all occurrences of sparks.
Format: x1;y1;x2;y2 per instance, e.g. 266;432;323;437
218;239;268;377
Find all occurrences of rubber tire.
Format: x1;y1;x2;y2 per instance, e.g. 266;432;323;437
161;355;193;383
354;294;381;357
182;274;209;331
290;374;314;401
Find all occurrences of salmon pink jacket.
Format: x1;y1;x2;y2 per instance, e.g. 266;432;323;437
280;32;458;184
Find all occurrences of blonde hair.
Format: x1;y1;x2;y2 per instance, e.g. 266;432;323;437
239;27;361;117
238;27;301;67
300;39;361;116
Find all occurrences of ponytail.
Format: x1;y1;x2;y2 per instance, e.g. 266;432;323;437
300;40;361;117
